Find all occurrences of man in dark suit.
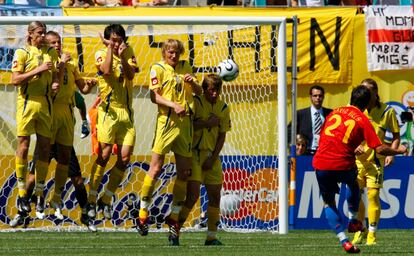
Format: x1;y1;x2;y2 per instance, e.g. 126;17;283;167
296;85;332;154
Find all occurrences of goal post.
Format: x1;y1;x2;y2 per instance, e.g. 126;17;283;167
0;16;290;234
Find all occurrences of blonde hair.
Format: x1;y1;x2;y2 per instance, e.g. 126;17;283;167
161;39;185;58
27;21;46;45
202;74;222;92
296;134;308;146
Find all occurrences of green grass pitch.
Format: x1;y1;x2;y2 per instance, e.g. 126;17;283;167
0;230;413;255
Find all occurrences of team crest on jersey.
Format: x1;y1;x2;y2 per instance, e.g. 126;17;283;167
12;60;18;69
151;77;158;85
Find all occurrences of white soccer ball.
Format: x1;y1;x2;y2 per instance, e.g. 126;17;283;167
217;59;239;82
220;194;241;217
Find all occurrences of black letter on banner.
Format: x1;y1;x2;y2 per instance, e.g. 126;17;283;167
271;24;295;73
228;26;261;72
188;27;215;74
147;25;163;49
74;25;84;72
310;17;341;71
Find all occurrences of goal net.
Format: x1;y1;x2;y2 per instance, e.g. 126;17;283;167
0;16;290;233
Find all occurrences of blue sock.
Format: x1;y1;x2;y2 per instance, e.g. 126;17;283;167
324;206;344;235
346;183;360;213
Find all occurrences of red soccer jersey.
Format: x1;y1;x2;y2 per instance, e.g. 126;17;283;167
313;105;382;171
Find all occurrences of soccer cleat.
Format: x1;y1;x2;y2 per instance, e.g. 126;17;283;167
205;239;223;246
97;198;112;220
137;217;149;236
352;228;367;245
166;216;180;246
366;231;377;246
86;203;96;219
17;196;31;213
9;211;27;228
342;241;360;254
81;214;97;232
35;196;45;220
80;120;90;139
347;219;363;233
50;201;64;220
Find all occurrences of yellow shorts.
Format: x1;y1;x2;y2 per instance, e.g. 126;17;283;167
97;103;135;146
16;95;52;138
51;103;75;147
152;114;192;157
356;162;384;189
189;150;222;185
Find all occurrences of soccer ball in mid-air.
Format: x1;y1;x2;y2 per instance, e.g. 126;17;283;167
220;194;241;217
217;59;239;82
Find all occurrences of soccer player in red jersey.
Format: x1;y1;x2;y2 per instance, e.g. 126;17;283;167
312;85;406;254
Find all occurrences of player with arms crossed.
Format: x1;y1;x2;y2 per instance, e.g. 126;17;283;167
86;24;137;221
352;78;400;246
137;39;202;237
313;85;406;254
10;21;59;225
172;74;230;246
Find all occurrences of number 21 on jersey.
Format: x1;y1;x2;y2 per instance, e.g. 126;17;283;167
324;114;356;144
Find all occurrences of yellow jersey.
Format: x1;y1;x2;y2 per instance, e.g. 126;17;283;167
193;94;231;152
54;58;81;105
149;60;197;116
356;102;400;164
11;45;58;97
95;47;137;108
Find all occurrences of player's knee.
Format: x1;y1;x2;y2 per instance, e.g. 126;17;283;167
177;168;192;181
17;144;29;157
71;176;84;188
208;196;220;208
119;155;131;168
186;192;199;206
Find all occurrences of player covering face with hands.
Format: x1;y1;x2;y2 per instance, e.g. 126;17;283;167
86;24;137;223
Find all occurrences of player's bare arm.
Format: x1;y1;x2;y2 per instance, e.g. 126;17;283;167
385;131;401;166
57;52;71;86
11;62;52;86
184;73;202;95
76;78;97;94
119;42;135;80
194;113;220;130
51;70;60;93
375;143;406;156
99;34;114;76
150;88;186;116
354;145;365;155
